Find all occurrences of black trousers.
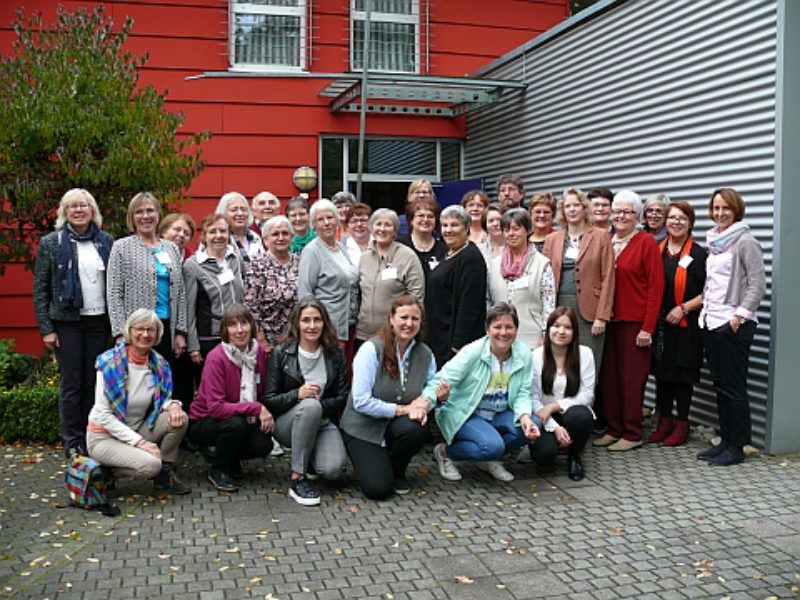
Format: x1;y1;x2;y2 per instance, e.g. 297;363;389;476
188;416;273;473
343;416;428;500
655;380;693;421
54;315;111;454
530;405;593;466
702;320;756;448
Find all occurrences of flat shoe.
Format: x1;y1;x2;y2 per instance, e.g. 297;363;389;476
708;447;744;466
592;434;619;447
607;439;643;452
567;455;585;481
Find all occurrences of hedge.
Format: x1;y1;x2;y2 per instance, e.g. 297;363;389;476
0;383;60;443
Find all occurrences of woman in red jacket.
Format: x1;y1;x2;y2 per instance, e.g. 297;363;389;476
188;304;274;493
593;190;664;451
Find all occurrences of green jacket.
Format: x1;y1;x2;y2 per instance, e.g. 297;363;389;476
422;336;534;444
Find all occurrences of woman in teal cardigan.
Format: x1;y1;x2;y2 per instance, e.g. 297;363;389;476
422;303;540;483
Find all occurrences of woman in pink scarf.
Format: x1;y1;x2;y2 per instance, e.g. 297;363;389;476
488;208;556;350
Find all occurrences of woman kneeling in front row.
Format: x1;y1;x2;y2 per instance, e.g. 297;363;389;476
87;309;190;494
341;296;440;499
426;303;540;483
265;297;348;506
530;306;595;481
188;304;274;493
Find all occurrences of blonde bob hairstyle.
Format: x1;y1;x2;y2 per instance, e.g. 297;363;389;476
126;192;162;233
55;188;103;231
557;187;593;227
123;308;164;346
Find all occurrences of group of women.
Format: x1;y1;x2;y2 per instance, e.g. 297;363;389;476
32;181;765;505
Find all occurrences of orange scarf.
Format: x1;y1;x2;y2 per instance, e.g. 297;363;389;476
659;237;693;328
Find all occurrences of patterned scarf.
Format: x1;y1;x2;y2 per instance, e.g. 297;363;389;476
95;342;172;428
611;228;638;259
57;223;112;310
221;340;258;404
500;243;531;281
707;221;750;255
659;237;694;328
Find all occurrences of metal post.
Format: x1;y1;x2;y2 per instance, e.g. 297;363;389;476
356;1;371;202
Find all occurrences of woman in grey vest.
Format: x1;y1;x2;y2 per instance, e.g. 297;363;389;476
341;296;444;500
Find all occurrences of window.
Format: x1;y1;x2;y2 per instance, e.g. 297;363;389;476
351;0;419;73
230;1;306;70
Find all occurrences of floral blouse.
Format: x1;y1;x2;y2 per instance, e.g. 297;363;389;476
243;252;300;345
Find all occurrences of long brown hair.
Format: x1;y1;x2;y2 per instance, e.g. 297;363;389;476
378;296;424;380
282;296;340;354
541;306;582;397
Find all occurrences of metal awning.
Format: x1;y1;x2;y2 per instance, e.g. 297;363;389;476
319;73;527;118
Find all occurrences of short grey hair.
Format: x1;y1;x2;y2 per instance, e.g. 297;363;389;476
55;188;103;231
262;215;294;237
123;309;164;346
309;199;339;230
331;191;356;206
216;191;253;227
252;190;280;208
500;207;532;233
369;208;400;232
440;204;471;228
612;189;643;219
643;193;670;212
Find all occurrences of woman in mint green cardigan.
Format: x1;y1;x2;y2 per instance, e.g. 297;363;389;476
422;303;541;483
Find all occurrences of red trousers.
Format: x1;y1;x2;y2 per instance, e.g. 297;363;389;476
600;321;652;441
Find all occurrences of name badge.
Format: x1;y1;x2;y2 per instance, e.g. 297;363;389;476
97;259;106;272
678;255;694;269
565;246;579;260
428;257;439;270
155;251;172;265
509;277;528;291
218;269;235;285
381;267;398;281
144;374;156;388
255;373;261;385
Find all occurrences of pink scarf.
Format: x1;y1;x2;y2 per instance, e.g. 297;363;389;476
500;244;531;281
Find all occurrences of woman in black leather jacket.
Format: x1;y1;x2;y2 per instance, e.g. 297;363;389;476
264;296;349;506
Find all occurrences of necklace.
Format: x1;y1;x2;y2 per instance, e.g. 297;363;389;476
447;242;468;258
412;233;434;252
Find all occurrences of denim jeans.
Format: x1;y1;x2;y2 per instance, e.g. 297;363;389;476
446;409;528;461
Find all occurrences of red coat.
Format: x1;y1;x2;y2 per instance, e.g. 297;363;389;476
612;231;664;334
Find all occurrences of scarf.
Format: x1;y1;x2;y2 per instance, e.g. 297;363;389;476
95;342;172;429
659;237;694;328
611;228;638;259
56;223;112;310
289;228;317;255
500;244;531;281
707;221;750;255
221;340;259;404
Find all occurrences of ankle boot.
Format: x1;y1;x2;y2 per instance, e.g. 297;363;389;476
663;420;690;446
648;416;674;443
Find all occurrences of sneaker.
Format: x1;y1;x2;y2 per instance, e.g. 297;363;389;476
477;460;514;482
208;468;238;493
434;443;462;482
696;443;726;461
154;470;191;495
607;439;643;452
289;476;321;506
270;443;285;457
592;434;619;447
393;478;411;495
516;446;533;463
708;446;745;467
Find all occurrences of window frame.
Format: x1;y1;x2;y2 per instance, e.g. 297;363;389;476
229;1;308;72
350;0;420;74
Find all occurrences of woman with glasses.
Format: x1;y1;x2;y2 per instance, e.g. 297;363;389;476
461;190;490;245
287;196;316;255
588;188;615;234
216;192;265;263
593;190;663;452
528;193;557;253
649;202;706;447
397;196;447;285
397;179;435;237
643;194;670;243
341;203;373;266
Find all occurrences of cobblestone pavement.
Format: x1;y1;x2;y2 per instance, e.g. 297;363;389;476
1;432;799;600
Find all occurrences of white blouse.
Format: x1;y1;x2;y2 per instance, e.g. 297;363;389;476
531;345;595;432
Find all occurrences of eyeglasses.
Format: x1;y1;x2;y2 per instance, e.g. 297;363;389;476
666;215;689;223
532;210;552;217
68;203;90;211
645;209;664;216
612;209;637;217
132;326;157;335
414;189;432;196
349;218;369;225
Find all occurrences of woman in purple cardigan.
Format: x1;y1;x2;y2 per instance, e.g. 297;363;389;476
188;304;274;492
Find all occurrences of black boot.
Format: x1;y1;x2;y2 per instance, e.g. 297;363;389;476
567;454;585;481
153;462;191;495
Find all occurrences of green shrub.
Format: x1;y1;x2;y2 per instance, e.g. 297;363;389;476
0;383;60;443
0;339;36;389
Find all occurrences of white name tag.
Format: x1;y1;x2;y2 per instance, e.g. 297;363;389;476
428;257;439;270
509;277;528;291
155;251;172;265
678;255;693;269
255;373;261;385
97;260;106;271
218;269;235;285
145;374;156;388
381;267;398;281
565;246;579;260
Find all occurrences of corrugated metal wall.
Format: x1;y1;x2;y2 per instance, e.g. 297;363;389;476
465;0;777;446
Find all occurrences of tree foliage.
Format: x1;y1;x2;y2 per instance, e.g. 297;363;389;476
0;5;210;272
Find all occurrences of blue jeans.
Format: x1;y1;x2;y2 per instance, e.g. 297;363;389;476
446;409;529;461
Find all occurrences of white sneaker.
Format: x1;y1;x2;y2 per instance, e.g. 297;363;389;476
270;443;285;457
434;443;462;481
477;460;514;482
